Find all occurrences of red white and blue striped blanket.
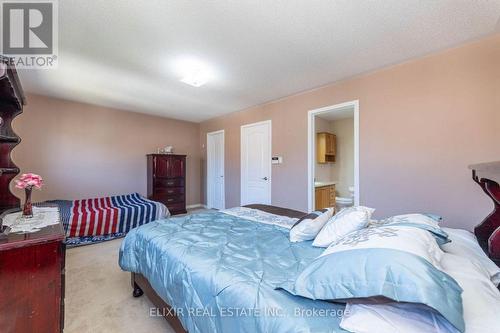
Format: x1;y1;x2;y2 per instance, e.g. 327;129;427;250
38;193;169;246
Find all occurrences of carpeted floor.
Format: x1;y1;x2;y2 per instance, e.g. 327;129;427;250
65;209;213;332
65;238;174;333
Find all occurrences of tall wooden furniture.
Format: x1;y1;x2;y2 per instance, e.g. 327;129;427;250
0;213;66;333
0;57;25;215
147;154;187;215
315;184;336;210
470;161;500;263
316;132;336;163
0;60;66;332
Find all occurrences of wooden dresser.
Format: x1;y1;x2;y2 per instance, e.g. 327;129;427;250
147;154;187;215
0;218;66;333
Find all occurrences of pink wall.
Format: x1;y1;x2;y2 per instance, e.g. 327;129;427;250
10;34;500;230
200;34;500;230
12;94;202;205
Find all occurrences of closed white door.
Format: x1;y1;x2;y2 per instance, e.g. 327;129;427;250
207;130;225;209
241;120;271;205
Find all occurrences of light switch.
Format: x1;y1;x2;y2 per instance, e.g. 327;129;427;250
272;156;283;164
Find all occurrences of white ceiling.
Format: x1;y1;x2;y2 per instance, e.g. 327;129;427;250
18;0;500;123
318;106;354;122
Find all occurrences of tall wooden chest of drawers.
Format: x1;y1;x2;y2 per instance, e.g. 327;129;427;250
147;154;187;215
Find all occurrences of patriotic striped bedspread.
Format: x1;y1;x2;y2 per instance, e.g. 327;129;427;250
38;193;169;246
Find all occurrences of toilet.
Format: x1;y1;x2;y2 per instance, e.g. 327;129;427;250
336;186;355;209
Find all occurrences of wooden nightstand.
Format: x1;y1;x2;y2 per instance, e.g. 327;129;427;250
0;209;66;333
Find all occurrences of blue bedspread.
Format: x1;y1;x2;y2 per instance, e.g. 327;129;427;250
119;211;348;333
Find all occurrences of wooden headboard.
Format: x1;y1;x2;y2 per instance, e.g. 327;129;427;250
470;162;500;263
0;57;25;219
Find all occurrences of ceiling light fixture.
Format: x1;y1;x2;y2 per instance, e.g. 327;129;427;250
173;57;214;87
180;68;210;87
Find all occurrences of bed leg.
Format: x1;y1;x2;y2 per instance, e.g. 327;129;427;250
133;283;144;297
131;273;143;297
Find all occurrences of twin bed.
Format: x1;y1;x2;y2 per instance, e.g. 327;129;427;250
38;193;169;246
118;204;500;333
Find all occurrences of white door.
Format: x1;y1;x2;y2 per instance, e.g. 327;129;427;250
207;130;225;209
241;120;271;205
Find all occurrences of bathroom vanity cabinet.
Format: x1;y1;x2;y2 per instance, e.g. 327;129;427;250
315;184;336;210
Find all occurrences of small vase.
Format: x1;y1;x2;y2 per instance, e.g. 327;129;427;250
23;187;33;218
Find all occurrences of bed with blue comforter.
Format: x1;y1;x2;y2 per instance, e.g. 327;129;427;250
119;210;349;333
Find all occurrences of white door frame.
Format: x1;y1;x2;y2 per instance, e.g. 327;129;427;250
207;129;225;209
240;120;272;205
307;100;360;212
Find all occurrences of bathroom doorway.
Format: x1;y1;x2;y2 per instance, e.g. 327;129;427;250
307;100;359;212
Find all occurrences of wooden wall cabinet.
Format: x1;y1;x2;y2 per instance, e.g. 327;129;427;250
147;154;187;215
315;184;336;210
316;132;336;163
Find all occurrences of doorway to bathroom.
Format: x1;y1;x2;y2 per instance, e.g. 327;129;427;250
307;100;359;212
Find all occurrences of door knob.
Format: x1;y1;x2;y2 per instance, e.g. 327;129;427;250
262;177;268;181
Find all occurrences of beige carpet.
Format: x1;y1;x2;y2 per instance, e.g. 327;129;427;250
65;238;174;333
65;209;214;332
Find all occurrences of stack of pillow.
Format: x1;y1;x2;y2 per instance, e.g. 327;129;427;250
289;206;374;245
285;206;500;333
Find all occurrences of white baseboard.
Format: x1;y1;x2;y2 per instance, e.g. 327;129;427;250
186;203;208;210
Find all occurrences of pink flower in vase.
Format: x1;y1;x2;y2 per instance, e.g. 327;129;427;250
15;173;44;190
15;173;44;218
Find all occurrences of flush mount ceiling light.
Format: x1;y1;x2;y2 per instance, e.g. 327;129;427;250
173;57;214;87
180;68;210;87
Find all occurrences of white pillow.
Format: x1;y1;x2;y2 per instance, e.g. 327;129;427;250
312;206;375;248
442;227;500;286
440;252;500;333
340;302;460;333
320;225;444;269
371;213;441;227
371;213;450;245
289;208;334;242
339;251;500;333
